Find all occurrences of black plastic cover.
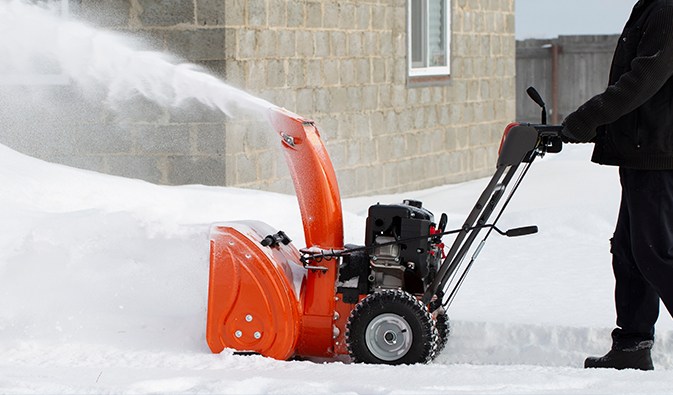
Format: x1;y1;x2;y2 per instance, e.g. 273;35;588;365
365;202;438;287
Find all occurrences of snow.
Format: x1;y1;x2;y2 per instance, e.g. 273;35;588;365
1;1;672;393
2;141;673;394
0;0;276;131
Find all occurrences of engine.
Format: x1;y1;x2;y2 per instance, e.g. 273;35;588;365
365;199;444;293
337;199;444;303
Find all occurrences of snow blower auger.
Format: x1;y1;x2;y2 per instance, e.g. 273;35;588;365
206;87;563;365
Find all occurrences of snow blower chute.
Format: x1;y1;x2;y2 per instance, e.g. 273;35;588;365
206;87;563;364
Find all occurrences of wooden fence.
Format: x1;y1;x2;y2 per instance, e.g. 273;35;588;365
516;35;619;124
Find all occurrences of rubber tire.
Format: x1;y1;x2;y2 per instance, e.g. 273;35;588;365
435;312;451;355
346;290;438;365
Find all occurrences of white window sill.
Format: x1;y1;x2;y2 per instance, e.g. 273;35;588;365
409;66;451;77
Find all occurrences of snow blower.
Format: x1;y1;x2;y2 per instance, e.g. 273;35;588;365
206;87;563;364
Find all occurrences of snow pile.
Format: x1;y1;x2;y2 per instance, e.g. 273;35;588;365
2;141;673;393
0;1;672;393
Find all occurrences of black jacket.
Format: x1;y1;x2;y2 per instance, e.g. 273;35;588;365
563;0;673;169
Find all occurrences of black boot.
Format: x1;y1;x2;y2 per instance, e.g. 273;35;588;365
585;342;654;371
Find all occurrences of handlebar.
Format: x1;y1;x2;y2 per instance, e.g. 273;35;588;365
523;123;564;135
526;123;563;154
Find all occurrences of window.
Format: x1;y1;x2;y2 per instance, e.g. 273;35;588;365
0;0;70;85
408;0;450;77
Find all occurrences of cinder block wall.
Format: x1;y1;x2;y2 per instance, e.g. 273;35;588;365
0;0;232;186
223;0;516;196
1;0;515;197
76;0;233;186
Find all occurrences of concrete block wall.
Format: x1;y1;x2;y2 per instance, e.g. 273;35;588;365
75;0;231;186
222;0;516;196
1;0;515;197
1;1;233;186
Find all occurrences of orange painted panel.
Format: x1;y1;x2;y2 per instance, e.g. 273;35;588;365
207;109;350;360
206;221;305;360
266;108;346;357
266;108;344;251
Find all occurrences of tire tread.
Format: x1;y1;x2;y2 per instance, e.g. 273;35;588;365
345;289;438;364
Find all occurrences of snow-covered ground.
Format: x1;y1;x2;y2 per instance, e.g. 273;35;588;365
2;141;673;394
2;1;673;393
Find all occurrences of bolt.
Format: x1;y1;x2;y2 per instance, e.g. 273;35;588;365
235;330;242;338
254;332;262;339
245;315;253;322
245;254;252;259
228;241;235;246
281;132;296;147
333;312;340;321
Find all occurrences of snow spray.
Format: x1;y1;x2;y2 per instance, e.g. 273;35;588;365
0;0;278;118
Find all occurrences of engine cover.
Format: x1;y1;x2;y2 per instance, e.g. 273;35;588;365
365;200;441;293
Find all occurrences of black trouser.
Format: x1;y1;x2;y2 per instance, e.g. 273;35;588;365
611;168;673;349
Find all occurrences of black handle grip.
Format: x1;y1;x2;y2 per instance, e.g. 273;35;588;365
533;125;563;134
526;87;546;108
505;226;539;237
438;213;448;233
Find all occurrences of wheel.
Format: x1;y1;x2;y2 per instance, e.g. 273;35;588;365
434;311;451;355
345;289;438;365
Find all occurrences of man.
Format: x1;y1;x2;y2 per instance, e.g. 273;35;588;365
561;0;673;371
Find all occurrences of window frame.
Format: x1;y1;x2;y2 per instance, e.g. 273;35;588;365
407;0;451;78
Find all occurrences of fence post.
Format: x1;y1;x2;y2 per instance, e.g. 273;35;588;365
550;43;561;125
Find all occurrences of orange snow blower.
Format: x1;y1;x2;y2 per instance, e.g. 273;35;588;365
207;87;563;364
